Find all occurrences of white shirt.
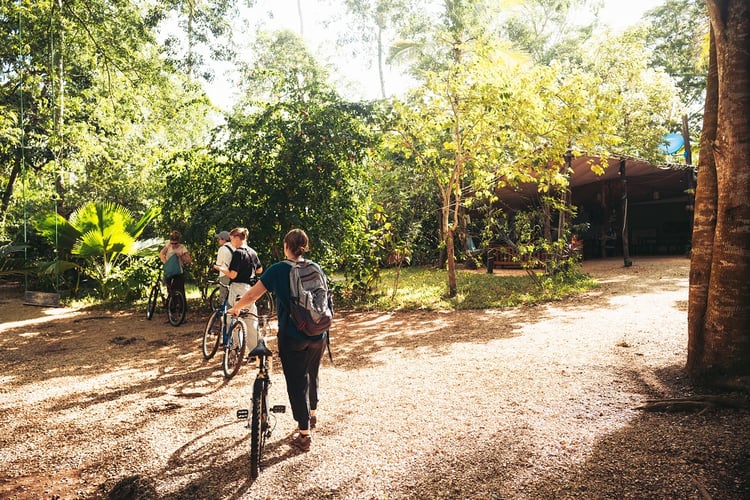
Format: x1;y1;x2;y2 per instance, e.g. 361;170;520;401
216;242;234;284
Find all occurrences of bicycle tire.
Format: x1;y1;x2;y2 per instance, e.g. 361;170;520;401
167;291;186;326
202;310;222;360
209;286;222;311
223;318;246;378
146;283;159;320
249;376;267;479
256;291;274;317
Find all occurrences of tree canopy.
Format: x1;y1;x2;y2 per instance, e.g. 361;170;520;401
0;0;706;303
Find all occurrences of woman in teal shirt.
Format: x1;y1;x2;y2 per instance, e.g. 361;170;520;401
229;229;326;452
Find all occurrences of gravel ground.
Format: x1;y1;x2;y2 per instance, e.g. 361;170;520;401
0;256;748;499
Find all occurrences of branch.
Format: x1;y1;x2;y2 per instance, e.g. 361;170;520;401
635;395;749;413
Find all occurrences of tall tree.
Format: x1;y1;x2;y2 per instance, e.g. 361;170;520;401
338;0;420;98
580;30;683;161
156;0;247;81
163;30;377;275
1;0;213;241
642;0;709;127
687;0;750;379
387;0;531;296
500;0;601;65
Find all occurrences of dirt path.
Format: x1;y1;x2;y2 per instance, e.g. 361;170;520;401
0;256;748;499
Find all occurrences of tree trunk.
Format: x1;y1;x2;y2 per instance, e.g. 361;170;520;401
441;186;457;297
1;149;22;216
446;227;457;296
688;24;719;372
688;1;750;378
377;26;386;99
297;0;304;36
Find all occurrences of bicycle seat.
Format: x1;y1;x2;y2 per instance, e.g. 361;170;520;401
249;337;273;357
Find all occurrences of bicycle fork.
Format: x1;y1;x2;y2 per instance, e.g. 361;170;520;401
236;373;286;428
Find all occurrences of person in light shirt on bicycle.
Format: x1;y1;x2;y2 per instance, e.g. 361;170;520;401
159;230;192;305
212;230;234;305
216;227;263;306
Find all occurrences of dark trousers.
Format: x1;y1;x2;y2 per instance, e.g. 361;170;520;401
278;334;326;431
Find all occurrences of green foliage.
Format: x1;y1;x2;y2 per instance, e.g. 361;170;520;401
512;206;580;277
579;30;682;162
1;0;215;244
335;209;392;302
368;127;440;265
0;242;29;278
154;0;244;80
161;30;379;285
106;256;155;304
641;0;708;124
500;0;601;65
32;201;159;298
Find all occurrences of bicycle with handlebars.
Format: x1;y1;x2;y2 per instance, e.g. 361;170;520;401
207;276;275;317
235;309;285;479
201;282;252;378
145;269;186;327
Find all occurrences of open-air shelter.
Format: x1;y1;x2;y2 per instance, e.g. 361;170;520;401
493;154;696;263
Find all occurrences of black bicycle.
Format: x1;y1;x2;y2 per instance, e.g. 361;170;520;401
236;310;285;479
145;269;186;326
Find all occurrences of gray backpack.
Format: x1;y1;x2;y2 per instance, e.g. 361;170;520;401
284;259;333;336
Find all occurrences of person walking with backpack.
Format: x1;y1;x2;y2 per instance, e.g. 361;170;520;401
228;228;330;452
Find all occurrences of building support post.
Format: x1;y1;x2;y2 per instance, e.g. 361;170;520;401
619;159;633;267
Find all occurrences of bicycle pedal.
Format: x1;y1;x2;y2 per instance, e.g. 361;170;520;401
236;409;249;419
270;405;286;413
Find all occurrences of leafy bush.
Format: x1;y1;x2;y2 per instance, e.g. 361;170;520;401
104;257;155;304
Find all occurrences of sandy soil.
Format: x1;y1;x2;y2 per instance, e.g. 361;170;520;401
0;256;748;499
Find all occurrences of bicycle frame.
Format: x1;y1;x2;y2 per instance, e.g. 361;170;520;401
146;269;185;326
236;311;285;479
202;281;250;378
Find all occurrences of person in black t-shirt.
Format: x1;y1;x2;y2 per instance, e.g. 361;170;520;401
215;227;263;307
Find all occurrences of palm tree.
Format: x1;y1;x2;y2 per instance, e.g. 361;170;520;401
34;201;160;299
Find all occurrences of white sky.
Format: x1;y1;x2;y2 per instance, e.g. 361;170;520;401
597;0;662;28
204;0;662;110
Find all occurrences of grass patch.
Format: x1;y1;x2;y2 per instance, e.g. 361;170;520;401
359;266;597;311
66;267;594;314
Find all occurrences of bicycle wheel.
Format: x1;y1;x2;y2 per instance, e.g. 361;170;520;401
223;318;247;379
209;286;222;311
249;377;268;479
167;291;186;326
202;310;222;360
146;283;159;320
256;291;274;317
